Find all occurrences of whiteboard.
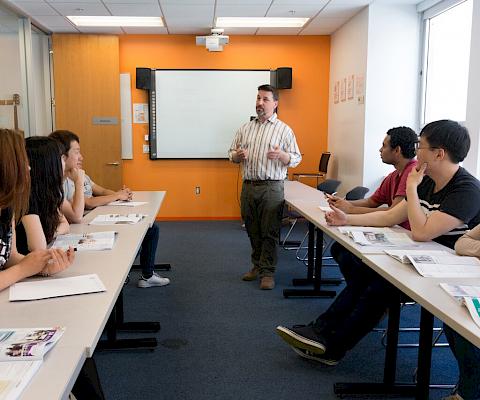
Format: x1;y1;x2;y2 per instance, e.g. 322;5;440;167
151;69;271;159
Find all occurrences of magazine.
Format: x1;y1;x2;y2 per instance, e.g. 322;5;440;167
89;214;145;225
463;297;480;329
385;249;452;264
337;226;415;247
51;231;116;251
440;283;480;300
0;328;64;362
406;253;480;278
0;360;42;400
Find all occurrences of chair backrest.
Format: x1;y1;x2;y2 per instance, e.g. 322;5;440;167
318;152;331;174
317;179;341;195
345;186;369;201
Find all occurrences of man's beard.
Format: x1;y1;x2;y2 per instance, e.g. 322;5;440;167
256;107;265;117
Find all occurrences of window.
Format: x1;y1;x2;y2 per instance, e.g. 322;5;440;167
422;0;473;124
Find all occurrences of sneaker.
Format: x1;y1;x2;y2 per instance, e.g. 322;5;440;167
290;346;340;366
242;266;260;281
137;272;170;288
276;325;326;354
442;393;464;400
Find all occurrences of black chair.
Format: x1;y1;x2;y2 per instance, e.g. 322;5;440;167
317;178;341;194
293;152;331;186
345;186;369;201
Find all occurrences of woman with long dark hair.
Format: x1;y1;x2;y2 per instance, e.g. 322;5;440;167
0;129;73;292
16;136;69;253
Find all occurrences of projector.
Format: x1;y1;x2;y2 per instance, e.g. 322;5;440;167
196;28;229;52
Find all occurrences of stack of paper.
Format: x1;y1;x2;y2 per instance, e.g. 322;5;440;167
0;327;65;400
9;274;106;302
385;249;452;264
440;283;480;300
89;214;145;225
107;201;148;207
52;231;116;251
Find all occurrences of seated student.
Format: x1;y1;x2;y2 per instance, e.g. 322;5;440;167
49;130;169;288
327;126;417;283
438;227;480;400
0;129;73;292
276;120;480;370
16;137;70;254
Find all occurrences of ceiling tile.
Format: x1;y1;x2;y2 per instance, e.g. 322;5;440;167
32;15;74;27
300;16;348;34
161;0;213;4
267;4;323;17
256;27;302;34
215;5;270;17
122;26;168;34
273;0;331;4
47;2;110;15
106;3;162;17
319;4;365;18
45;0;101;3
168;26;210;34
217;0;270;4
103;0;157;3
10;2;59;16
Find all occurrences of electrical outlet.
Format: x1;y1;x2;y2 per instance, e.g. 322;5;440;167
195;186;200;195
144;134;149;141
143;144;150;154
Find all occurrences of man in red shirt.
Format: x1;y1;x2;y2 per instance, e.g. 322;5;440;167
327;126;417;230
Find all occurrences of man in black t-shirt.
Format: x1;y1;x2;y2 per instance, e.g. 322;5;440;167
275;120;480;399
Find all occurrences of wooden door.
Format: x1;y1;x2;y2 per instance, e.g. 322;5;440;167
52;34;122;189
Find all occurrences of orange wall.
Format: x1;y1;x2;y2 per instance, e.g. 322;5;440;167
119;35;330;219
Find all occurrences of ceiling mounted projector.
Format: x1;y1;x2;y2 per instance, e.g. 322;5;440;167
196;28;229;52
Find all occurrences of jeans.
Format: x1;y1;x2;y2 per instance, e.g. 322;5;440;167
444;325;480;399
240;181;284;276
139;223;159;278
313;243;397;357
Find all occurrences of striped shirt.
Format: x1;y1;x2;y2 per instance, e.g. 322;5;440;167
228;113;301;180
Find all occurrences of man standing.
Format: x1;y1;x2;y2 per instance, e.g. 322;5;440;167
229;84;301;290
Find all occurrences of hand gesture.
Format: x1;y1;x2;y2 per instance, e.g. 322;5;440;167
236;147;248;161
267;145;282;160
325;205;348;226
407;163;427;190
70;168;85;185
18;249;51;276
327;195;352;213
40;247;74;276
116;188;131;201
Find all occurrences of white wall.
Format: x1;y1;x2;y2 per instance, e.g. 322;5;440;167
328;3;421;195
464;0;480;176
327;7;369;196
363;3;421;190
0;34;23;130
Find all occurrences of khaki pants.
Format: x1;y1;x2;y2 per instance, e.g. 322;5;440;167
240;180;284;276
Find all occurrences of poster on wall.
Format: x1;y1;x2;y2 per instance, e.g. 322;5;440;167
133;103;149;124
355;75;365;96
347;75;354;100
334;81;339;104
340;78;346;102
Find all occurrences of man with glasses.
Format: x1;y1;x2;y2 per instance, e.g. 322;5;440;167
276;119;480;382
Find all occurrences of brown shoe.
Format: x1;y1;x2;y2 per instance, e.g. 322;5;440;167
242;266;260;281
260;276;275;290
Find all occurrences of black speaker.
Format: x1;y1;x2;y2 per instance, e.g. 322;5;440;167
275;67;292;89
136;68;151;90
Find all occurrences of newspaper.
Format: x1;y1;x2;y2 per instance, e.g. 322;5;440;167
89;214;145;225
338;226;415;247
406;254;480;278
440;283;480;300
385;249;452;264
107;201;148;207
51;231;116;251
0;328;64;362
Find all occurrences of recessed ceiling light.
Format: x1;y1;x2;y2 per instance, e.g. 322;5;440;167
216;17;309;28
67;16;164;27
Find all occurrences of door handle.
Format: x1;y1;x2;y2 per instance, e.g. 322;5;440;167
106;162;120;166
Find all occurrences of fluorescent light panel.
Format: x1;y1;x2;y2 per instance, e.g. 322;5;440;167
216;17;309;28
67;16;163;27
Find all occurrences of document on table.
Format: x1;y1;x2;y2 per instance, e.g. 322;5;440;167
107;201;148;207
51;231;116;251
0;360;42;400
9;274;106;301
385;249;453;264
89;213;145;225
338;226;415;247
318;206;333;212
406;254;480;278
440;283;480;300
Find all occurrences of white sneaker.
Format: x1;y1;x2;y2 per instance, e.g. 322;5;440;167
137;272;170;288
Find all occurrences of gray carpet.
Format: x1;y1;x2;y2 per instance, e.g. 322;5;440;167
94;221;458;399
